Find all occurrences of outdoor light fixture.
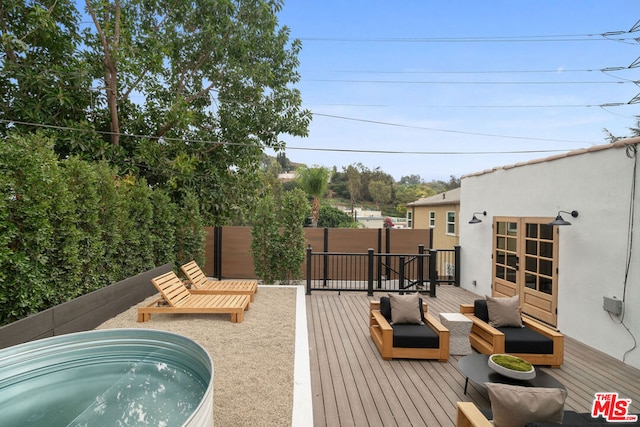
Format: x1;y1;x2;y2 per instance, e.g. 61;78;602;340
469;211;487;224
548;210;579;226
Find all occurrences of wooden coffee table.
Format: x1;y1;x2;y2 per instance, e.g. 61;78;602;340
458;353;566;395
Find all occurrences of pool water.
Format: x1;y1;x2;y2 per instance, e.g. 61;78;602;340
0;329;213;426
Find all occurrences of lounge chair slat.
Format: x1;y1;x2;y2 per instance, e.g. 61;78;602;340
138;271;251;322
180;261;258;302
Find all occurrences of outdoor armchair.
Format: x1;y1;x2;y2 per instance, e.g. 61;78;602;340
460;298;564;367
369;294;449;361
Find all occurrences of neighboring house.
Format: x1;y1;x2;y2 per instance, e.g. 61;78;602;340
406;187;460;249
338;206;406;228
459;137;640;370
277;172;297;181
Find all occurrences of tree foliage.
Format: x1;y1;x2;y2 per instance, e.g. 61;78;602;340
317;205;357;228
0;0;96;148
1;0;311;225
321;165;464;216
368;180;392;208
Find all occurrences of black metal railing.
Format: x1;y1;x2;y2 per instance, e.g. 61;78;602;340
433;246;460;286
305;245;461;296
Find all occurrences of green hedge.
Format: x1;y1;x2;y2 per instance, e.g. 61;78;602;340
250;188;308;284
0;133;205;325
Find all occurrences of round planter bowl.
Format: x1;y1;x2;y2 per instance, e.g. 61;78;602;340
488;354;536;380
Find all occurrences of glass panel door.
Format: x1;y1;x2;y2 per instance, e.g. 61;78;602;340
493;219;519;298
521;219;558;325
493;217;558;326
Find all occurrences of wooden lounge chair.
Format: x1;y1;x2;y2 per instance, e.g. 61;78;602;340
180;260;258;302
137;271;251;323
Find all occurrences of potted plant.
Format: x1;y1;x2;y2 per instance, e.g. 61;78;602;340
488;354;536;380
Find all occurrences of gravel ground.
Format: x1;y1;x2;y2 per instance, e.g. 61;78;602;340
97;286;297;426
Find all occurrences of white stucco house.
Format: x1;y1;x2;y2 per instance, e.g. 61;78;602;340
459;136;640;370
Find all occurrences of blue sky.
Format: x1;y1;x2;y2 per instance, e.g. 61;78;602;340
272;1;640;180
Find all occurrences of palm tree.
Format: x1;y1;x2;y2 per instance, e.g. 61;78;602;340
296;166;330;227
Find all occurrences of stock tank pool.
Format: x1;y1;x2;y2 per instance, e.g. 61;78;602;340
0;329;214;426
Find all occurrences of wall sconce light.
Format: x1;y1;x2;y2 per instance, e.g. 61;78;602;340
469;211;487;224
549;210;579;226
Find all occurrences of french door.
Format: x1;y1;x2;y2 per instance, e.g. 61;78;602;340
493;217;559;326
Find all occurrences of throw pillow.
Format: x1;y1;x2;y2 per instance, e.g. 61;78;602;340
486;295;523;328
486;383;567;427
388;293;423;325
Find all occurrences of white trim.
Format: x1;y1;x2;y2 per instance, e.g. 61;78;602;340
292;284;313;426
257;284;313;426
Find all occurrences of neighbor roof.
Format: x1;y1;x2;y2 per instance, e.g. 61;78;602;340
407;187;460;207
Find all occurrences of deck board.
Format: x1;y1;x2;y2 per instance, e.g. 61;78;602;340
307;286;640;426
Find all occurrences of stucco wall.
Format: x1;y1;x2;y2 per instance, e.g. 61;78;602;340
459;141;640;370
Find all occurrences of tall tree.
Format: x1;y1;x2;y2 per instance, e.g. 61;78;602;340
368;180;392;209
81;0;311;223
399;174;422;185
296;166;330;227
345;164;362;214
2;0;311;225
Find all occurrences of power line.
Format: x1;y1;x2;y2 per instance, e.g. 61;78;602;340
310;113;600;144
280;145;575;156
0;118;595;154
305;103;601;109
328;68;603;75
298;34;638;43
303;78;629;85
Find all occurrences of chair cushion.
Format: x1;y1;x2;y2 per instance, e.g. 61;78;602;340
391;324;439;348
486;383;566;427
474;299;489;323
380;295;425;324
499;326;554;354
486;295;523;327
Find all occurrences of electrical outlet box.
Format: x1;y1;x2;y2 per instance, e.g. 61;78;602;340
603;296;623;316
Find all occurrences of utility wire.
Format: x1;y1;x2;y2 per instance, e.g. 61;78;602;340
0;118;593;154
298;35;638;43
311;113;603;144
328;68;606;74
279;145;574;156
303;78;630;85
306;103;601;108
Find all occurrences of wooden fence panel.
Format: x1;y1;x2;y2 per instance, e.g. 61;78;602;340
385;228;431;253
205;227;432;280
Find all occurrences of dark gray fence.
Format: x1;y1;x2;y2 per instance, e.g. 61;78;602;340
0;263;172;349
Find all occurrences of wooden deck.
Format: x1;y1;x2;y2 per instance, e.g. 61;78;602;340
307;285;640;426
